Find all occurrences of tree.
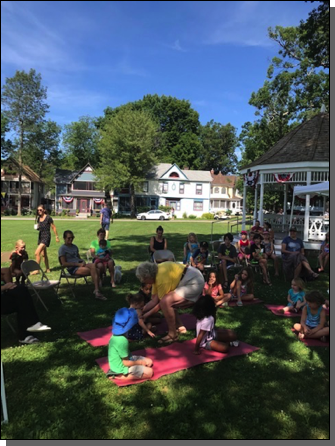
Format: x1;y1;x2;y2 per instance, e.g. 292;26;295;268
100;94;201;168
1;69;49;215
95;109;158;218
62;116;101;170
1;112;13;159
24;120;62;193
198;120;238;173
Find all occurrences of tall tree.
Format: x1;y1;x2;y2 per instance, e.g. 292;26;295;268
62;116;101;170
198;120;238;173
96;109;158;218
1;112;13;159
1;69;49;215
100;94;201;168
24;120;62;194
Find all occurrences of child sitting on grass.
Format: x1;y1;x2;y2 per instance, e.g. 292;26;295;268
9;239;29;284
126;293;156;340
229;267;256;307
280;278;306;313
192;294;238;354
203;271;230;307
107;307;154;380
293;290;329;342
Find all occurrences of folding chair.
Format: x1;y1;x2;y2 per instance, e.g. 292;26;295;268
56;257;90;298
152;250;176;264
21;260;61;311
1;361;8;424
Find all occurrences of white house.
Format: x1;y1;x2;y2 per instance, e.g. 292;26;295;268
117;163;212;218
210;171;242;215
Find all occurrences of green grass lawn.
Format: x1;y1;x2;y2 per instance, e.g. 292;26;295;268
1;220;329;439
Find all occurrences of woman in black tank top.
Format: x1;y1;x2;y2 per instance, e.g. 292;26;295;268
149;226;167;258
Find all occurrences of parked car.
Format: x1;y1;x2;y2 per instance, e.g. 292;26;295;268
212;211;229;220
136;210;171;220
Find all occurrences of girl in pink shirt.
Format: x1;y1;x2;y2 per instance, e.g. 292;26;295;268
203;271;230;307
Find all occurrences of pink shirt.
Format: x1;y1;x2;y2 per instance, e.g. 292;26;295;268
203;283;222;298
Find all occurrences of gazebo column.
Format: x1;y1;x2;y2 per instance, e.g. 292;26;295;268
242;183;247;230
303;172;312;242
283;183;288;231
253;184;258;225
259;173;264;226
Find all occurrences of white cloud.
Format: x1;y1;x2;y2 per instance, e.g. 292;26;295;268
167;39;187;52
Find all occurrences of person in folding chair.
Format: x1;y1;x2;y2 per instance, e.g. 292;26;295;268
218;233;238;290
59;230;107;301
1;267;51;344
136;261;204;345
90;228;116;288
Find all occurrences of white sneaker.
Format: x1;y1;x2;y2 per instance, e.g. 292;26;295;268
27;322;51;332
230;340;240;347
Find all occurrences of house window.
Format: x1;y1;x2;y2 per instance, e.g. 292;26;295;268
196;184;202;195
169;172;179;178
232;203;236;208
193;201;203;211
161;182;168;193
222;187;226;194
143;181;148;192
214;187;220;194
179;183;185;194
176;202;181;211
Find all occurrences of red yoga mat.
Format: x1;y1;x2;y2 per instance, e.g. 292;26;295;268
77;313;197;347
265;304;329;318
96;339;260;386
291;329;329;347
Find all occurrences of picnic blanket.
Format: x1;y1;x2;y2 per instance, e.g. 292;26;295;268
77;313;197;347
96;339;260;386
291;329;329;347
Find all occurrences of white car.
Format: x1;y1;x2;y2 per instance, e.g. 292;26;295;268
136;210;171;221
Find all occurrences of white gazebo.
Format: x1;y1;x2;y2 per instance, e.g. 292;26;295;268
240;113;329;247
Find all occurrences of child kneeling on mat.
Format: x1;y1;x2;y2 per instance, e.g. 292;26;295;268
192;295;238;354
107;308;154;380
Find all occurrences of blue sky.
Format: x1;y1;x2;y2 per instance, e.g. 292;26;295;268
2;1;318;146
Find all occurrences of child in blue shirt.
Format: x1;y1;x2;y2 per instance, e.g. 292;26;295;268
280;278;306;313
190;241;209;272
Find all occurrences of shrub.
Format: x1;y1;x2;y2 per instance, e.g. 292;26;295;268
3;209;10;216
10;209;17;216
201;213;214;220
188;215;197;219
225;209;232;216
50;210;56;216
137;206;151;214
159;205;172;213
182;212;188;219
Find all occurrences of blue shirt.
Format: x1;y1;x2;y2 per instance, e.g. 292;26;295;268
282;236;304;260
100;207;111;224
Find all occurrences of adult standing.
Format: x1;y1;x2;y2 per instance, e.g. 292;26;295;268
136;261;204;344
100;203;113;240
59;230;107;300
90;228;116;287
281;227;319;281
33;204;59;274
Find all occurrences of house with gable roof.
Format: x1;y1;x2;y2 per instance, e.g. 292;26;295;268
210;171;242;215
54;163;106;216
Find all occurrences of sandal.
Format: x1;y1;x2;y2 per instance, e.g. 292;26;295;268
158;334;179;345
93;290;107;301
19;335;40;344
237;301;243;307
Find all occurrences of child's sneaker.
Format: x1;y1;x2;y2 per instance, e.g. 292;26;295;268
230;340;239;347
221;302;229;307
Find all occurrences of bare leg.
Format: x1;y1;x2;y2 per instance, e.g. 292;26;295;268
271;254;279;275
293;263;302;279
76;264;101;293
159;291;187;340
105;230;109;240
43;247;50;272
220;260;228;284
241;293;255;302
304;326;329;339
33;243;46;273
1;267;12;283
215;328;237;343
107;259;116;287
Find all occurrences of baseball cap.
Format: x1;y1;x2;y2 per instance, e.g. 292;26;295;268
112;308;138;335
241;230;248;235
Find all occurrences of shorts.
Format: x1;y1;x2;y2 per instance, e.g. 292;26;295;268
204;331;217;350
220;259;235;268
175;266;205;302
67;266;79;275
102;222;110;231
106;355;146;379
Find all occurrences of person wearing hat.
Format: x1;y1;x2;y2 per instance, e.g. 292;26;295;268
107;308;153;380
281;227;319;282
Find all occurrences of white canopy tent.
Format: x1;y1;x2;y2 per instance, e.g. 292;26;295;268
289;181;329;241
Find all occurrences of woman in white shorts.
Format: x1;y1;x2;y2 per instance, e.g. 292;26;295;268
136;261;204;345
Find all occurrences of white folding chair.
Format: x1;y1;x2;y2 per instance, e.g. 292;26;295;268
1;361;8;424
152;250;176;263
21;260;61;311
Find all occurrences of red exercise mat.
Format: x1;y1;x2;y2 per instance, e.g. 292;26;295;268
291;328;329;347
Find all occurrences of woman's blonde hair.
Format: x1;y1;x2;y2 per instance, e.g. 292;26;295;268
136;262;158;283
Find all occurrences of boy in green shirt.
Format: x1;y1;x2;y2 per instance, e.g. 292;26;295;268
107;308;154;380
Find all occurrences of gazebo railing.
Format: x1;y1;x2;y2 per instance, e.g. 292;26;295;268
264;214;328;241
308;216;329;241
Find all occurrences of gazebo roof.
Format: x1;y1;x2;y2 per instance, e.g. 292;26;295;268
242;113;329;170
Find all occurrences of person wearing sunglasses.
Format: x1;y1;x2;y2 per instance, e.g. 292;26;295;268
59;230;107;300
32;204;59;274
